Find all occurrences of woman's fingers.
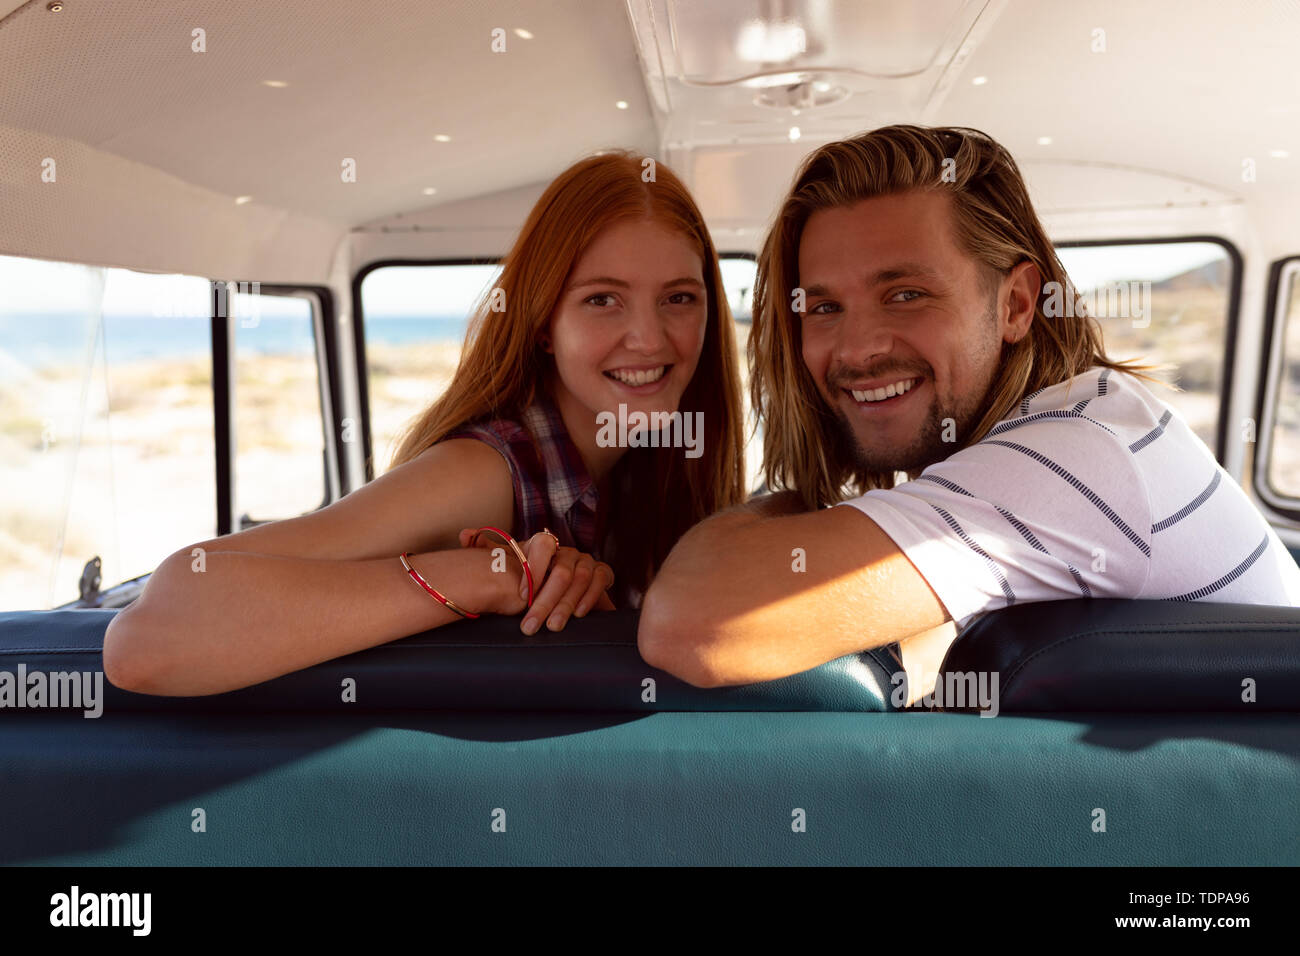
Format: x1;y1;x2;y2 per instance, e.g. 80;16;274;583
522;548;579;634
542;556;598;631
454;530;610;631
521;531;561;601
573;563;616;617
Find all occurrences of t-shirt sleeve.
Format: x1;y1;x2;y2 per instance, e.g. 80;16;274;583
838;418;1153;629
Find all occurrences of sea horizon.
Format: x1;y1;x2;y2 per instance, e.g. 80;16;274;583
0;312;470;370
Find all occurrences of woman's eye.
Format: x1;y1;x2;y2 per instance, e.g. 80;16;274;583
584;293;618;307
665;292;697;306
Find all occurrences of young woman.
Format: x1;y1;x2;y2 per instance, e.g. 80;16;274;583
103;151;747;696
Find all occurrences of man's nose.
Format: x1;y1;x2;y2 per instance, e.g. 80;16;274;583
834;310;895;366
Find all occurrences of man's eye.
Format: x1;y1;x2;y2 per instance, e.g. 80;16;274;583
890;290;926;303
808;301;839;315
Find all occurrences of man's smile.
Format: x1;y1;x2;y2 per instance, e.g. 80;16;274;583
841;376;925;412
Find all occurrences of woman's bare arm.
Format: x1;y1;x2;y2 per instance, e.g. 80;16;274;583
103;546;515;696
103;439;519;695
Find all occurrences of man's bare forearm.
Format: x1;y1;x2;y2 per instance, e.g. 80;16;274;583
647;490;808;605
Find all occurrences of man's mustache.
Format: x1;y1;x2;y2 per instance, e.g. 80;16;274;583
826;364;929;390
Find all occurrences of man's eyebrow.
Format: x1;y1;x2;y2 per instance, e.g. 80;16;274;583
567;276;704;291
803;263;943;297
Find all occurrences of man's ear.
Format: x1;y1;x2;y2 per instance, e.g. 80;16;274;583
1002;260;1040;344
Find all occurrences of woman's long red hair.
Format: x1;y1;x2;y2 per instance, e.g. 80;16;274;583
388;151;746;600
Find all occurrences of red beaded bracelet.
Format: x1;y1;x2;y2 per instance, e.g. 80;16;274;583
398;551;480;619
467;525;535;609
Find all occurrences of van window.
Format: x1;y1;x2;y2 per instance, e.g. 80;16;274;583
359;257;765;488
0;256;215;610
719;255;763;491
358;263;501;476
1261;258;1300;503
231;286;328;524
1056;241;1235;454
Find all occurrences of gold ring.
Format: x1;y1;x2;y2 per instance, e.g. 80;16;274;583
540;527;561;548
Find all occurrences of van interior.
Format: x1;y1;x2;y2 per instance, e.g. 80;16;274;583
1;0;1298;867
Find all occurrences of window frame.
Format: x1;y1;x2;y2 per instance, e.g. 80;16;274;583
212;281;342;534
1252;254;1300;522
351;254;766;486
1054;235;1243;464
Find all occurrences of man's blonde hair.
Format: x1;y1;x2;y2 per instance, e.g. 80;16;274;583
751;124;1166;508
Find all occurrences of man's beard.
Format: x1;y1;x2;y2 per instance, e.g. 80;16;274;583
831;383;984;475
828;300;1001;476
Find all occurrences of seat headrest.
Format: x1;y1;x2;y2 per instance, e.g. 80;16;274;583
938;599;1300;712
0;608;896;713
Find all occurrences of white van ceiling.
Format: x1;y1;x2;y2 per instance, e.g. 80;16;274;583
2;0;1298;284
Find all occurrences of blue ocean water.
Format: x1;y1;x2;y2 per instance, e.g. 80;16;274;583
0;313;469;369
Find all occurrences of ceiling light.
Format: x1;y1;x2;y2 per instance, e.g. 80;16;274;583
422;187;437;195
433;134;451;143
234;196;252;205
788;126;801;142
1037;136;1052;146
1269;149;1289;158
736;18;807;63
514;28;533;40
261;80;288;88
971;75;988;86
616;100;629;110
753;74;849;110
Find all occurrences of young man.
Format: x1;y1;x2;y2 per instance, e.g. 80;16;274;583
637;124;1300;691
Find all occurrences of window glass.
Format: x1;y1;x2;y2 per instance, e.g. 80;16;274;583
0;256;215;610
1056;241;1232;450
361;257;769;491
359;264;500;476
1265;263;1300;499
232;287;326;523
719;256;764;492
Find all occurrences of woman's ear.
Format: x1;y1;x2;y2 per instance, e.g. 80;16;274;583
540;333;553;353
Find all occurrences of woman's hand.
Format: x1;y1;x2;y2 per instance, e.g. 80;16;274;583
458;529;615;631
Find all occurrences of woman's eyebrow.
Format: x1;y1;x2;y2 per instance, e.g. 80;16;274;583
567;276;704;291
568;276;631;290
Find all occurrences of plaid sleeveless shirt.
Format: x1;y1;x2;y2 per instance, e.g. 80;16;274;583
446;394;600;556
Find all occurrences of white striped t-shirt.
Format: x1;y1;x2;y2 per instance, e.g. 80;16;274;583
840;366;1300;631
